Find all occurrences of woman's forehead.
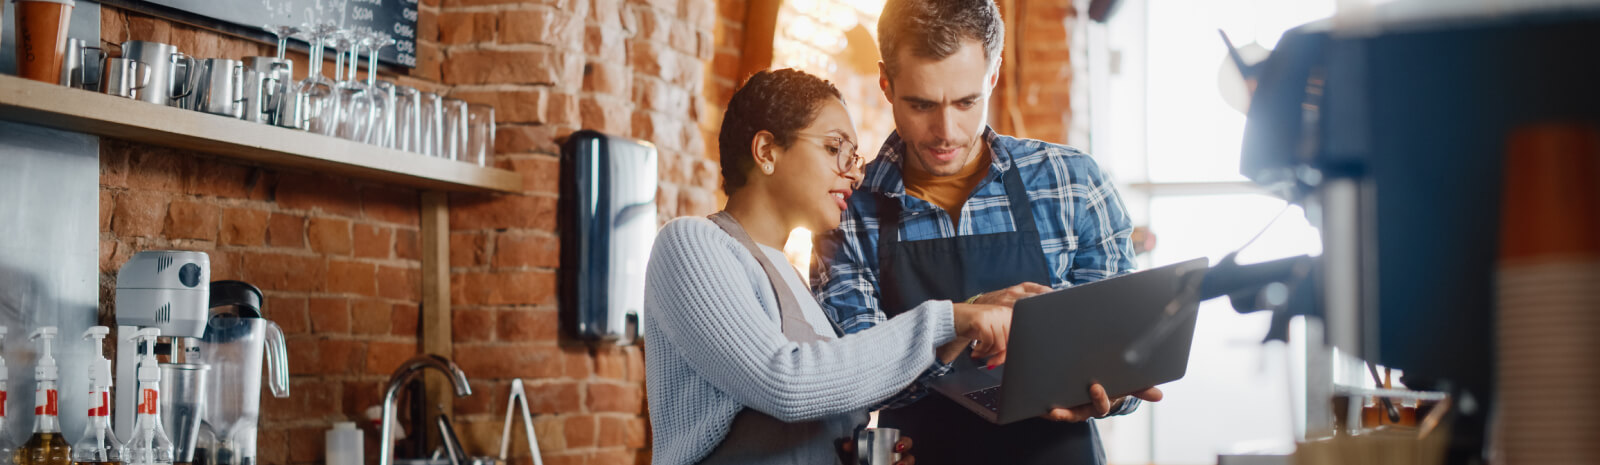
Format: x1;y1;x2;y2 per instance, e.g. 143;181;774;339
807;100;857;141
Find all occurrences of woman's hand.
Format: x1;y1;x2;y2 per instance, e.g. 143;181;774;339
952;303;1011;368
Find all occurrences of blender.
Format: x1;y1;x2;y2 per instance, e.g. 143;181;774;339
115;250;211;451
195;281;289;465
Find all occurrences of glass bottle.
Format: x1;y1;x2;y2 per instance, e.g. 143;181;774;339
16;328;69;465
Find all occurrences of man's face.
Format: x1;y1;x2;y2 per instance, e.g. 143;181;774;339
880;39;999;177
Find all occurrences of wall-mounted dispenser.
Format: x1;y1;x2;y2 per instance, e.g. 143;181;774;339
559;130;658;345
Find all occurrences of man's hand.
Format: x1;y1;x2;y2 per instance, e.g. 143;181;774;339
1041;384;1164;422
951;303;1010;367
970;282;1054;307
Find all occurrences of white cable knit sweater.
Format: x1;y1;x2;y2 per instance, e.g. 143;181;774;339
644;217;957;465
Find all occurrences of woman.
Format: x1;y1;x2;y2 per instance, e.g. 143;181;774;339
643;68;1014;465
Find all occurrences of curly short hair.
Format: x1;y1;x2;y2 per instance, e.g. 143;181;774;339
718;68;843;193
878;0;1005;79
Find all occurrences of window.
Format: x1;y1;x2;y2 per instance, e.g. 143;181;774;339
1084;0;1332;463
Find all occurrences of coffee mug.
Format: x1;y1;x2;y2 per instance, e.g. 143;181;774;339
855;427;900;465
102;57;151;99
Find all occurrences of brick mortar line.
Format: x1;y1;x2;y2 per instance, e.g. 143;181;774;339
438;3;569;13
481;228;561;238
208;245;423;262
440;42;570;53
446;83;561;92
493;151;560;160
448;340;563;347
449;305;561;312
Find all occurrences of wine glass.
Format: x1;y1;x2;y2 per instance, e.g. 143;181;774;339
364;32;399;147
292;22;340;135
260;24;301;128
392;85;421;153
261;24;300;61
332;29;374;142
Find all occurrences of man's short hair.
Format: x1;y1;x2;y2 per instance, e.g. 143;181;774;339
877;0;1005;79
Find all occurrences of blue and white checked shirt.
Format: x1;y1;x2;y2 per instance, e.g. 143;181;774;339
811;127;1141;411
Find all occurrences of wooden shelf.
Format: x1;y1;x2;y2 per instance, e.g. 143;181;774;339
0;74;523;193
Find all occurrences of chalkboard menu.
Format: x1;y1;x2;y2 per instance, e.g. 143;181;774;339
116;0;419;68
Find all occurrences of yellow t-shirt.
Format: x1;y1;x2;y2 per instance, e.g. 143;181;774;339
903;146;992;229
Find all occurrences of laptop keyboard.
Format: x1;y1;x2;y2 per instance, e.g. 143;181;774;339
963;386;1002;412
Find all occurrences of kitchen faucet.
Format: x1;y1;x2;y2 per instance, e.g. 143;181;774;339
379;355;474;465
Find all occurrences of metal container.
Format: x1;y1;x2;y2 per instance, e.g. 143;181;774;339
185;58;245;117
119;40;195;106
243;56;297;127
101;57;150;99
61;37;104;90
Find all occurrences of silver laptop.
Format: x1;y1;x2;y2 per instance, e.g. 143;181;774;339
928;257;1209;424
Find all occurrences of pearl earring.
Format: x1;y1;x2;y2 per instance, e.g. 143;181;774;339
764;164;773;173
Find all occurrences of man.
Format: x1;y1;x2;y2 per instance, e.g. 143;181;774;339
811;0;1162;463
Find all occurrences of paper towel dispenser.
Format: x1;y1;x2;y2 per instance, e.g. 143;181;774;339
559;130;658;344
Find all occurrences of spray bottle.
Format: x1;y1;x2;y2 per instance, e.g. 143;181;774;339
72;327;123;465
16;327;69;465
123;329;171;465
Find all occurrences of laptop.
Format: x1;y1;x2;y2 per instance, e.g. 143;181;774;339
928;257;1209;424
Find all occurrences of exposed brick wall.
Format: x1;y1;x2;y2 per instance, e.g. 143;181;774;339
1000;0;1077;145
97;0;743;463
94;1;1075;464
435;0;724;462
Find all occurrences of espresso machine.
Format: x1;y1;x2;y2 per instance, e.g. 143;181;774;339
195;281;289;465
115;250;212;461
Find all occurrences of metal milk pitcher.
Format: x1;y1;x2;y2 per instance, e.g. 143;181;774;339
119;40;196;106
186;58;246;118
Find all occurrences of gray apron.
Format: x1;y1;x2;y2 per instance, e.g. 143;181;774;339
697;212;866;465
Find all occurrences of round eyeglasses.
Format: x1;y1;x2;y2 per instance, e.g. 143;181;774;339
794;132;865;176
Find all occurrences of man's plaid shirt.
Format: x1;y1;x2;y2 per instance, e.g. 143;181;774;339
811;127;1141;412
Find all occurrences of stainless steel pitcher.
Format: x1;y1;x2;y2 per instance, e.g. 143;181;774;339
62;38;105;91
119;40;196;106
242;56;296;126
101;57;151;99
186;58;246;118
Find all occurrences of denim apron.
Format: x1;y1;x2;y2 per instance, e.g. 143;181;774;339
875;151;1105;465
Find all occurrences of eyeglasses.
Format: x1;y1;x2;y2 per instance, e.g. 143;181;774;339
794;132;865;176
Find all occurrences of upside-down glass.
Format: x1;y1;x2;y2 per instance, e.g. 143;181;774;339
442;98;469;161
418;91;445;157
292;23;340;134
465;103;495;167
365;32;398;147
372;80;398;148
261;25;301;128
392;85;421;153
262;24;299;61
333;30;374;142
